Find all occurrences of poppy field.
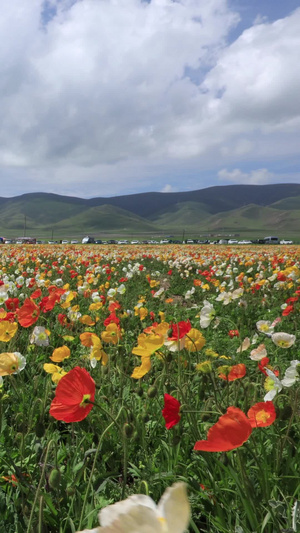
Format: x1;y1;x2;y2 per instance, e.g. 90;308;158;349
0;243;299;532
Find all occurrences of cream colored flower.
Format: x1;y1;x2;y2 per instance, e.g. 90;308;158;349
76;482;190;533
271;332;296;349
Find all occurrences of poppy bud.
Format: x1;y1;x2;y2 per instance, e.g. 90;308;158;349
136;387;144;397
66;486;76;496
49;468;61;489
123;423;134;438
147;386;157;398
102;366;109;375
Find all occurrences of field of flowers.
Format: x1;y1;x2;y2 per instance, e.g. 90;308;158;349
0;243;299;533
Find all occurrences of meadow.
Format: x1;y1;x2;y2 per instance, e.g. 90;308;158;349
0;243;299;532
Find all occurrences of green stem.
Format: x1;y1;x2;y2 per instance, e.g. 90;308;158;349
78;406;124;531
26;439;55;533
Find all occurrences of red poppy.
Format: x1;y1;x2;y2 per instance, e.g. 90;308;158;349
194;407;252;452
258;357;279;377
218;364;246;381
228;329;239;338
247;401;276;428
168;320;191;340
103;312;120;327
50;367;95;423
5;298;20;312
282;305;294;317
162;393;181;429
16;298;40;328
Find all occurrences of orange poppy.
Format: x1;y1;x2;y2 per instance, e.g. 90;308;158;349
17;298;40;328
218;363;246;381
194;406;252;452
247;401;276;428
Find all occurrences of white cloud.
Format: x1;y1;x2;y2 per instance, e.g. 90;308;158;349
161;184;175;193
218;168;274;185
0;1;300;196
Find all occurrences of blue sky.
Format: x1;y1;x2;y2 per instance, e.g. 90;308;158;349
0;0;300;198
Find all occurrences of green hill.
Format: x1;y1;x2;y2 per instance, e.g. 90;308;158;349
51;204;159;233
0;184;300;239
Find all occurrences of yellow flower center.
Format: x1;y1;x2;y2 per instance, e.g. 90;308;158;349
80;394;91;408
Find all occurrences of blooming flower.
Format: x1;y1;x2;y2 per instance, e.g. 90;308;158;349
281;360;300;387
101;323;122;345
77;482;190;533
194;407;252;452
185;329;206;352
217;363;246;381
50;345;71;363
162;394;181;429
16;298;40;327
256;320;275;337
250;343;267;361
0;321;18;342
49;366;95;423
264;368;283;401
44;363;68;383
131;333;164;379
0;352;26;376
271;332;296;349
30;326;50;347
199;300;215;328
247;401;276;428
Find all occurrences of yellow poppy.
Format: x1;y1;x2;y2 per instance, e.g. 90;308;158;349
101;324;122;345
0;321;18;342
50;346;71;362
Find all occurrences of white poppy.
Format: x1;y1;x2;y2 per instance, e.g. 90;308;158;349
271;332;296;349
77;482;190;533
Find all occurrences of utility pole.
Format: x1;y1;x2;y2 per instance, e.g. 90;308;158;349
23;215;26;237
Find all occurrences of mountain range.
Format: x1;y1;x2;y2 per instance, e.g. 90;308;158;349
0;183;300;240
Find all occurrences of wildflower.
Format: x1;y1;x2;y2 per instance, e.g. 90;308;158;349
250;343;267;361
49;366;95;423
264;369;283;401
236;337;250;353
256;320;274;337
0;352;26;376
30;326;50;347
281;360;300;387
200;300;215;328
247;401;276;428
194;407;252;452
196;360;212;373
217;363;246;381
101;323;122;345
162;394;181;429
0;321;18;342
228;329;239;338
271;332;296;349
185;329;206;352
16;298;40;327
131;333;164;379
50;346;71;363
77;482;190;533
44;363;68;383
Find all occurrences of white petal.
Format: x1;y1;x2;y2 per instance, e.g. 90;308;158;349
100;505;163;533
99;495;157;527
158;483;190;533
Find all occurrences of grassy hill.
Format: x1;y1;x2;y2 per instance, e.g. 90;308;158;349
0;184;300;240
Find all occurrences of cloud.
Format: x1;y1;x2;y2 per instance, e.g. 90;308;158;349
161;184;175;193
218;168;274;185
0;1;300;197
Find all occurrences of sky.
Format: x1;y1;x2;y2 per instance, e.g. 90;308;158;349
1;0;300;199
